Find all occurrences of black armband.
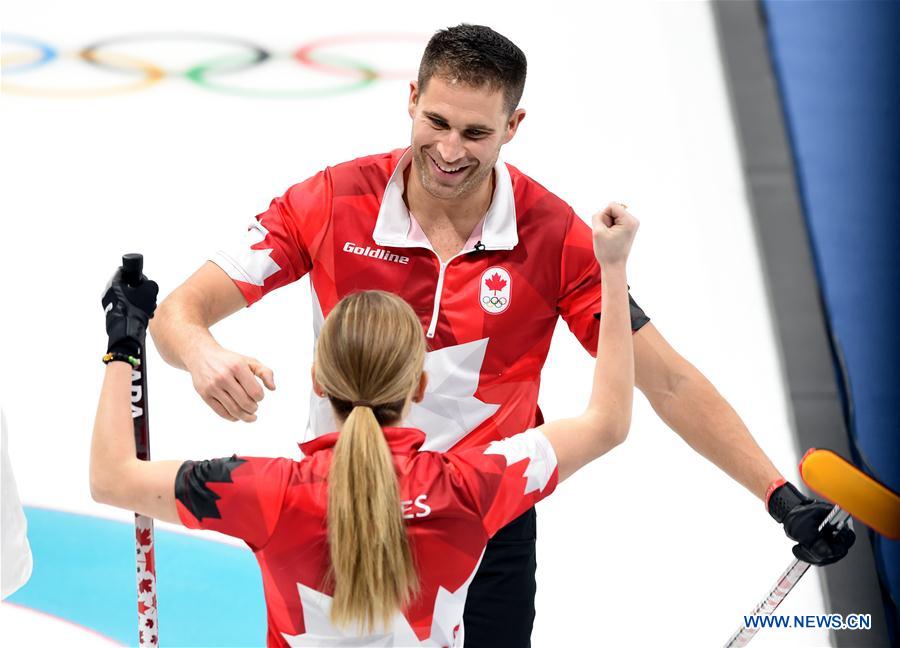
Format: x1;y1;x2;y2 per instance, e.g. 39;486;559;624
594;292;650;332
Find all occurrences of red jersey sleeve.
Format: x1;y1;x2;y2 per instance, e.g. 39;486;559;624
175;455;293;550
447;428;559;538
211;169;333;307
558;211;650;356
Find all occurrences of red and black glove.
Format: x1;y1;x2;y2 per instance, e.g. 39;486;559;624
767;481;855;566
101;268;159;357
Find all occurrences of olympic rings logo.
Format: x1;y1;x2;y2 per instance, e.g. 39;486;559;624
1;32;426;99
482;295;508;307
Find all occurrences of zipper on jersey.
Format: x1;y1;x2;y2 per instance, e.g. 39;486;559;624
427;259;452;339
424;242;512;339
373;236;512;339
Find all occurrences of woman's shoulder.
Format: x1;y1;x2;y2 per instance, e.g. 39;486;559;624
397;451;486;519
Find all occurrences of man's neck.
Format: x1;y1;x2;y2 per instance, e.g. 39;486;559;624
403;165;494;240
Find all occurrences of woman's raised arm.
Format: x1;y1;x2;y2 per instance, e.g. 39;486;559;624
540;202;639;482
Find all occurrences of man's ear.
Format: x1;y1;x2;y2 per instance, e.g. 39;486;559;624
412;371;428;403
502;108;526;145
408;81;419;119
311;363;326;398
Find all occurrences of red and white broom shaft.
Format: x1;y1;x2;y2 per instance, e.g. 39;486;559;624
723;506;850;648
123;253;159;647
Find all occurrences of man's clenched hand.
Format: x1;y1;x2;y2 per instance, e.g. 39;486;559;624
185;343;276;422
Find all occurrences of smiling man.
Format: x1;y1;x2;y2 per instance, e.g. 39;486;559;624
150;24;854;647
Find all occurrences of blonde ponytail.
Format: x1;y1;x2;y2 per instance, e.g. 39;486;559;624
315;291;425;631
328;405;418;630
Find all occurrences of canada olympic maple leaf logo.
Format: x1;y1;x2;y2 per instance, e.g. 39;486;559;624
479;267;511;314
484;272;507;294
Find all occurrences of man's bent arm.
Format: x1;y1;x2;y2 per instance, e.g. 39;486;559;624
149;261;247;370
634;323;783;501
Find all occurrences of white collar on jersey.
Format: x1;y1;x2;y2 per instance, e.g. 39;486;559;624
373;147;519;250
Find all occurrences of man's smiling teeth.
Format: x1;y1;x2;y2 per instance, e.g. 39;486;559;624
433;158;465;173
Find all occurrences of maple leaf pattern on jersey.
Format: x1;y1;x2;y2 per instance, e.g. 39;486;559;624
216;218;281;287
138;600;151;616
485;272;507;294
176;455;247;521
484;429;557;496
139;578;153;594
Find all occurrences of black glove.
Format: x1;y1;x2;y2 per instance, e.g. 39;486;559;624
102;268;159;357
768;481;855;566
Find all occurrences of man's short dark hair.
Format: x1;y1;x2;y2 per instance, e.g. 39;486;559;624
417;24;527;115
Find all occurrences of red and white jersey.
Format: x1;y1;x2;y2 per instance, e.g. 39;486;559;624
212;148;640;451
175;426;559;646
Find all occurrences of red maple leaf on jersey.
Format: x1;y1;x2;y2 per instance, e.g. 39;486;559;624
485;273;507;294
145;618;155;629
143;548;156;575
136;528;152;548
139;578;153;594
138;600;153;616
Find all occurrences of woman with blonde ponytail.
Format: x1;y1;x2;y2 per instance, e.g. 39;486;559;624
89;204;640;646
314;290;427;631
